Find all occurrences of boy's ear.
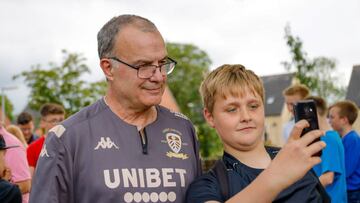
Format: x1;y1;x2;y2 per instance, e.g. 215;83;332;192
100;58;115;81
203;108;215;128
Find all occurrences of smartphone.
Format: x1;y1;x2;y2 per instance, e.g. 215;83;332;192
293;100;322;156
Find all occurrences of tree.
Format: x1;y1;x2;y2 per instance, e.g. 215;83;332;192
13;50;106;116
0;95;15;121
282;24;346;101
166;42;223;159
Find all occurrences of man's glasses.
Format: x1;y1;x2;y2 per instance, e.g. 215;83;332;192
108;56;177;79
42;118;64;125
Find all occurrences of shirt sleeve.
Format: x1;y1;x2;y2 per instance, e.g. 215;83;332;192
29;129;73;203
343;133;360;178
5;145;31;183
321;134;342;175
186;171;224;203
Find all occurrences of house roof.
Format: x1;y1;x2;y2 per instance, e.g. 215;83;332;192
346;65;360;107
261;73;294;116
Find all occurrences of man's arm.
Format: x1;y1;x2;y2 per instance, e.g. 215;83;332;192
318;171;334;187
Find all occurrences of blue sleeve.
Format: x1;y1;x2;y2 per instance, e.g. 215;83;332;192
29;126;73;203
343;133;360;178
186;171;224;203
321;133;343;175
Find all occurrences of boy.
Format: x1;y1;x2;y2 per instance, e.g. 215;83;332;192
308;96;347;203
17;112;39;145
282;84;310;143
0;134;22;203
27;103;65;177
187;64;327;202
328;100;360;202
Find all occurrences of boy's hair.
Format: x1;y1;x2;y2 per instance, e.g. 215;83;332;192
17;112;33;125
329;100;358;125
40;103;65;117
305;96;327;117
200;64;264;113
283;84;310;98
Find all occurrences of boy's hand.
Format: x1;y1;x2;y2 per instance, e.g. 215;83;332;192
268;120;325;189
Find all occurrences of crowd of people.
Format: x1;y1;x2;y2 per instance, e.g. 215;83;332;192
1;14;359;203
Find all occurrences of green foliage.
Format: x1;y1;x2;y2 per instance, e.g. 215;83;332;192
0;95;14;121
13;50;106;116
282;24;346;101
166;42;223;159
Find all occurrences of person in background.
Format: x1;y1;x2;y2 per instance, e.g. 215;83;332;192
17;112;39;145
0;134;22;203
307;96;347;203
282;84;310;144
329;100;360;202
6;125;28;148
26;103;65;177
0;125;30;203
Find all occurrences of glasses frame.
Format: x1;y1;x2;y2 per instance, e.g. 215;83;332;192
108;56;177;79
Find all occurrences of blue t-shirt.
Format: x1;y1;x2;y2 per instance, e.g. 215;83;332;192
187;147;326;203
313;130;347;203
342;130;360;190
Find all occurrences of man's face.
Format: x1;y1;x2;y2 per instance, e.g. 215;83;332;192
18;121;34;142
41;114;65;133
204;87;265;152
284;94;303;116
328;106;345;132
106;26;168;109
0;150;5;177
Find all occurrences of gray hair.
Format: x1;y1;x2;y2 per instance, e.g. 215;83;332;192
97;14;158;59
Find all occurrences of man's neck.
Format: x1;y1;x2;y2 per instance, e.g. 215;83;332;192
104;95;157;129
318;116;332;131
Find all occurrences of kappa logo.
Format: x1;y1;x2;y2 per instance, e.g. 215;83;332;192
94;137;119;150
40;144;49;157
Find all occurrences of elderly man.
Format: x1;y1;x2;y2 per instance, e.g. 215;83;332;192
29;14;201;203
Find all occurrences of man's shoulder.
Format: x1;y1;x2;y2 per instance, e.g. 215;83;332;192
158;105;191;121
27;136;45;149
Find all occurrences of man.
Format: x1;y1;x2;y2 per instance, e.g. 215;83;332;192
0;134;22;203
27;103;65;177
282;84;310;143
308;96;347;203
329;100;360;202
29;15;201;203
0;125;30;203
17;112;39;145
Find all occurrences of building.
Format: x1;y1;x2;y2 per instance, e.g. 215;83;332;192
345;65;360;132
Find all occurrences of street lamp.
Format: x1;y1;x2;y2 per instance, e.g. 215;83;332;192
1;86;17;125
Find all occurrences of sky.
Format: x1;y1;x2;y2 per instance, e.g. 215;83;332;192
1;0;359;114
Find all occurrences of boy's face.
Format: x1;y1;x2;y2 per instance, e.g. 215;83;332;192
284;94;303;116
18;121;35;142
41;114;65;133
204;87;265;152
328;106;345;132
0;150;5;177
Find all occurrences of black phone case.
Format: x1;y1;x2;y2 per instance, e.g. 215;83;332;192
293;100;322;156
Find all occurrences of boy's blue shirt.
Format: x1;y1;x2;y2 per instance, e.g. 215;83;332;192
186;146;326;203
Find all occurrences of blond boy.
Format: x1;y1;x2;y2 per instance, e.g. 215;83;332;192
186;64;326;203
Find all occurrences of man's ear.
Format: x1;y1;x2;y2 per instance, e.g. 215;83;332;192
100;58;115;81
203;108;215;128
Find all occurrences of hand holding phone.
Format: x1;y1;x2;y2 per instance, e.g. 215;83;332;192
293;100;322;156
